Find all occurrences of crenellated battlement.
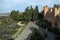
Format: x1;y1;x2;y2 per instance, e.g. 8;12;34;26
42;6;60;17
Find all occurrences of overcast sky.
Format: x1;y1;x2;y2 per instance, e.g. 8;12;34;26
0;0;60;13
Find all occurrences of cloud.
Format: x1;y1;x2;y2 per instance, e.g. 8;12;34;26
0;0;60;13
1;0;40;8
0;0;40;12
1;0;26;8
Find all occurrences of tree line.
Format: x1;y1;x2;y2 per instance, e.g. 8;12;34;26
10;6;39;22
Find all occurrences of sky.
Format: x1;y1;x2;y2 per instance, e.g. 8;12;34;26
0;0;60;13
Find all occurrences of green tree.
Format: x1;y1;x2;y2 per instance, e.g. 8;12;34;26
30;28;44;40
22;6;39;22
33;6;39;21
10;10;20;21
29;6;34;21
23;7;30;21
23;6;33;22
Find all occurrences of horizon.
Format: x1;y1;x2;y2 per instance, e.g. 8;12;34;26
0;0;60;13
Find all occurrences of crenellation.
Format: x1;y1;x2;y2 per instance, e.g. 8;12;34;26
42;6;45;11
55;8;60;17
44;6;49;16
50;8;53;12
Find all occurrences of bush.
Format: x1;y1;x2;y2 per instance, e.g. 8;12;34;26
0;22;19;40
30;28;44;40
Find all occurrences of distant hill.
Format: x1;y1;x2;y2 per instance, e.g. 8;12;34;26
19;12;23;14
0;13;10;16
0;12;23;16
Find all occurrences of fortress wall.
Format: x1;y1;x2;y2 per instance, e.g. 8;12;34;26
42;6;60;29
